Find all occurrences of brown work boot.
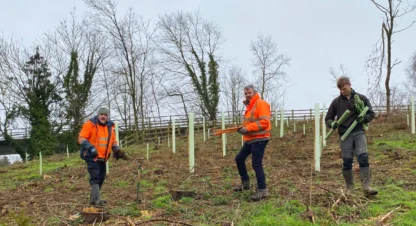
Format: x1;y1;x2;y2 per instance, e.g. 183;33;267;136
360;167;378;197
250;188;269;202
342;170;354;195
233;180;250;192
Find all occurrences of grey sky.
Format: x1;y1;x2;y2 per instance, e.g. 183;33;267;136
1;0;415;110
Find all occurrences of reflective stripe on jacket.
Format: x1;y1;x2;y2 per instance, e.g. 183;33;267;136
242;93;271;142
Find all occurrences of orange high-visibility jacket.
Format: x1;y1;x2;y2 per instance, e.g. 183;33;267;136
78;116;118;160
242;93;271;142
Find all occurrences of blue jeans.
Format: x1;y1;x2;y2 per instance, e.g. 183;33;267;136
235;140;268;189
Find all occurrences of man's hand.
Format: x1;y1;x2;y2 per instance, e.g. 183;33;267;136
90;148;98;157
331;121;338;130
238;127;247;134
357;115;364;123
113;149;128;160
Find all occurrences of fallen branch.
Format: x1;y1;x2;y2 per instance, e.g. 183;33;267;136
377;206;401;224
331;190;346;208
135;218;194;226
318;186;339;195
45;202;70;226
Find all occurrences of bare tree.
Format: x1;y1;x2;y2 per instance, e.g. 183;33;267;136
221;66;247;124
84;0;156;141
404;52;416;95
370;85;408;111
0;37;18;138
329;64;352;96
43;9;107;150
250;33;290;109
329;64;350;83
366;0;416;115
157;11;222;121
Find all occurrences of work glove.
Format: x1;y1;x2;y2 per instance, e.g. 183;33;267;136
90;147;98;158
113;149;128;160
331;121;338;130
357;115;364;123
237;127;248;134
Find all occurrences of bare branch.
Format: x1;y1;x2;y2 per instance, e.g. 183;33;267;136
391;59;401;69
371;0;390;14
250;33;290;107
393;20;416;33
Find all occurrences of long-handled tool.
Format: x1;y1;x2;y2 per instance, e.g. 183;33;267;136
212;127;240;136
325;110;351;140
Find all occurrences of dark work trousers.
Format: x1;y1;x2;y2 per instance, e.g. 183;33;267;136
235;140;268;189
86;160;107;189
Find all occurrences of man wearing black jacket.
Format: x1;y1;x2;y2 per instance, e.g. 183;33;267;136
325;76;378;197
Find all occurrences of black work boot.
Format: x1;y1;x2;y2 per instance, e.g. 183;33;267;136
89;184;103;206
359;167;378;197
250;188;269;202
342;170;354;195
233;180;250;192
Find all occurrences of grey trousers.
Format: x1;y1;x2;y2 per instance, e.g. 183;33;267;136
340;130;369;170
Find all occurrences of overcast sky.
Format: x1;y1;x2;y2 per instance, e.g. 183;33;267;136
1;0;415;111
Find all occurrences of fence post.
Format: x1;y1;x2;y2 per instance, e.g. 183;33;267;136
189;112;195;173
147;143;149;160
172;118;176;153
222;112;226;157
203;116;206;142
39;152;42;176
310;109;313;120
280;108;284;138
275;109;278;127
322;103;327;147
412;97;415;134
292;109;294;122
314;104;321;172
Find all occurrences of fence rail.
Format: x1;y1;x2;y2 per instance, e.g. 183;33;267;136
0;105;410;143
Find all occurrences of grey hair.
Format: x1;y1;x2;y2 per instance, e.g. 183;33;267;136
244;84;256;92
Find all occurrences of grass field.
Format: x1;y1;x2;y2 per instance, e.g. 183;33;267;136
0;114;415;225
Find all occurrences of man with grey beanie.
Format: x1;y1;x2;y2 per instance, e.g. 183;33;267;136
78;107;128;206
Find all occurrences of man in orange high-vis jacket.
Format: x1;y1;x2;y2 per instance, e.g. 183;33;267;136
233;85;271;202
78;107;127;206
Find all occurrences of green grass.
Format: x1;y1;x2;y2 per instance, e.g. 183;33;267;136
114;180;130;187
154;186;166;193
151;195;172;208
1;118;416;225
210;195;232;206
110;204;141;217
237;198;312;226
372;133;416;150
179;197;194;204
0;153;83;191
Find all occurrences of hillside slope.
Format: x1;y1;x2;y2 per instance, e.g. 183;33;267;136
1;114;415;225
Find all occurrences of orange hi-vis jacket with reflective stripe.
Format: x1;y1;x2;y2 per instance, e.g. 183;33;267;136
78;116;118;161
242;93;271;143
